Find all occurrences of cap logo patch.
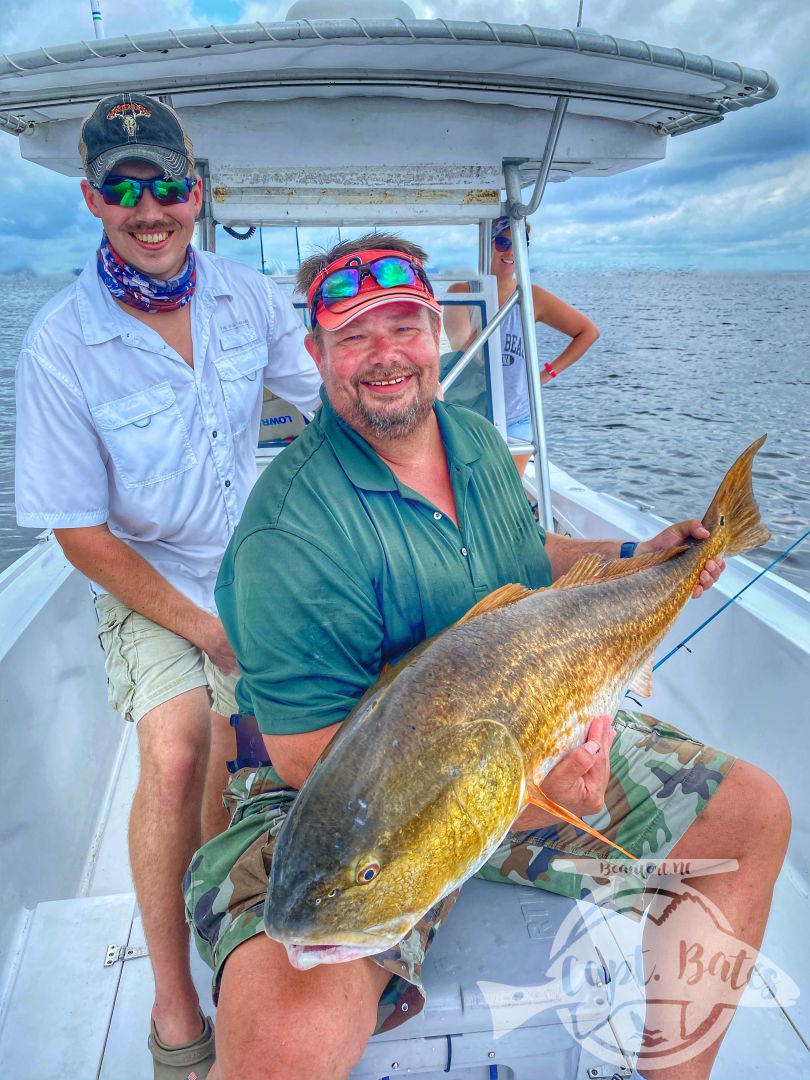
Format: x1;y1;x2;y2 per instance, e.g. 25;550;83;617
106;101;151;138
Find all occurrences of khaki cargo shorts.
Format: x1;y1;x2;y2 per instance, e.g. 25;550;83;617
184;709;735;1035
94;593;239;723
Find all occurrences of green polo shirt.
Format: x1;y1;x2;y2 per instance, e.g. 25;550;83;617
216;389;553;735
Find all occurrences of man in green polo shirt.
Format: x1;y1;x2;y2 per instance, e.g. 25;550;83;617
186;235;789;1080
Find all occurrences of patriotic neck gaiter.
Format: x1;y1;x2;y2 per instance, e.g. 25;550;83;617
96;234;196;313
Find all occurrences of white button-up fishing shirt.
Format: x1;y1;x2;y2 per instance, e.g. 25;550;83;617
15;250;322;613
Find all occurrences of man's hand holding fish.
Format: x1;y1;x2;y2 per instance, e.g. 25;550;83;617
512;713;617;829
185;234;791;1080
638;519;727;597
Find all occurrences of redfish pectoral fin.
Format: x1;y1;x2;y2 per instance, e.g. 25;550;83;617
525;786;637;860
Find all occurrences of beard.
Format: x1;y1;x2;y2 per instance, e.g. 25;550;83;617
338;365;438;440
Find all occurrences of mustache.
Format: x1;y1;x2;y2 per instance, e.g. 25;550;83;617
352;367;419;388
125;222;177;232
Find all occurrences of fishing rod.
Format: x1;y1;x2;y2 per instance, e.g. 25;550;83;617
653;528;810;671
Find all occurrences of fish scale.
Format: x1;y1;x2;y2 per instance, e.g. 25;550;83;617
515;553;709;770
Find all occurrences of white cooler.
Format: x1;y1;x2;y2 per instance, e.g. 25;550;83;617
352;878;629;1080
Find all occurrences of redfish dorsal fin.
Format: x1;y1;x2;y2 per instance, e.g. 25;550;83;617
551;547;688;591
455;583;536;626
592;547;689;580
550;554;605;588
362;585;536;712
702;435;771;557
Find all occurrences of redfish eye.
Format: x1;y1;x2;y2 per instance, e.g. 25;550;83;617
356;861;380;885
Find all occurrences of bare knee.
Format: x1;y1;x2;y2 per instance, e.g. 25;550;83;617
146;748;208;809
222;1005;373;1080
138;700;211;809
737;761;791;854
219;997;375;1080
699;760;794;876
215;939;386;1080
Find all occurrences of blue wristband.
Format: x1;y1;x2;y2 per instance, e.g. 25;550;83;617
620;541;638;559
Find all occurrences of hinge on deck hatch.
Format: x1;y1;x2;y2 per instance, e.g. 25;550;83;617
104;943;149;967
586;1067;632;1079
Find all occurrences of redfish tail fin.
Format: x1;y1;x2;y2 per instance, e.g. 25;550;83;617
526;788;637;861
702;435;771;557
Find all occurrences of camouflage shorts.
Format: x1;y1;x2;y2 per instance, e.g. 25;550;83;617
183;709;734;1035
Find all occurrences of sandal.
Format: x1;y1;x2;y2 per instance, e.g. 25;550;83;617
148;1010;216;1080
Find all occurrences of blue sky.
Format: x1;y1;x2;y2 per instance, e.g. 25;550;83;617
1;0;808;275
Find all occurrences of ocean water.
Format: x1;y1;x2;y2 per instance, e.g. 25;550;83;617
536;268;810;594
1;269;808;593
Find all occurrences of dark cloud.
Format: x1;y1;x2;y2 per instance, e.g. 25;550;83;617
0;0;808;271
0;148;97;271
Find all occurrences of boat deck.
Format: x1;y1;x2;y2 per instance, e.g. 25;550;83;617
1;468;808;1078
2;656;808;1078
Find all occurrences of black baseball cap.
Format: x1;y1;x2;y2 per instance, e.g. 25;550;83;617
79;92;193;186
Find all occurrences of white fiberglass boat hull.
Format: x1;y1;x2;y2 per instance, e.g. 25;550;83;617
0;471;807;1079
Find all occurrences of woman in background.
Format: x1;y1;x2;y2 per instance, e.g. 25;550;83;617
446;217;599;477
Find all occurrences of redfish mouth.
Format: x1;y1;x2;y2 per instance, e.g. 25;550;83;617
284;942;387;970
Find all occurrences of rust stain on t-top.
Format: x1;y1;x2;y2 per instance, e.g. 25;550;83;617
462;188;500;204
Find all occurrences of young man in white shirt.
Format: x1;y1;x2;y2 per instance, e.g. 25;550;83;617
15;92;321;1080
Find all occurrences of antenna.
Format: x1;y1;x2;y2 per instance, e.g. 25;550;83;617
89;0;104;39
577;1;584;27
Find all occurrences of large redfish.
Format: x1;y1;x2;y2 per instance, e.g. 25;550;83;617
265;437;770;969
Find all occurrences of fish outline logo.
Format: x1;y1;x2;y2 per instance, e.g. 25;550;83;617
476;875;798;1070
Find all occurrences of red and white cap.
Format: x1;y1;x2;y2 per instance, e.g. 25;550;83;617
307;248;442;332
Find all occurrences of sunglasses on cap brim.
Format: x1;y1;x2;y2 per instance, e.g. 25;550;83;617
93;175;197;208
309;255;435;328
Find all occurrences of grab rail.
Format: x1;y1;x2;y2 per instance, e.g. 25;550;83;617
440;292;518;394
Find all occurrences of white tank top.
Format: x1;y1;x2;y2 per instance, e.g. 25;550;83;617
500;299;530;423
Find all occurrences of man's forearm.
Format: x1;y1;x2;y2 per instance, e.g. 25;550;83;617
54;524;215;648
544;533;627;581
